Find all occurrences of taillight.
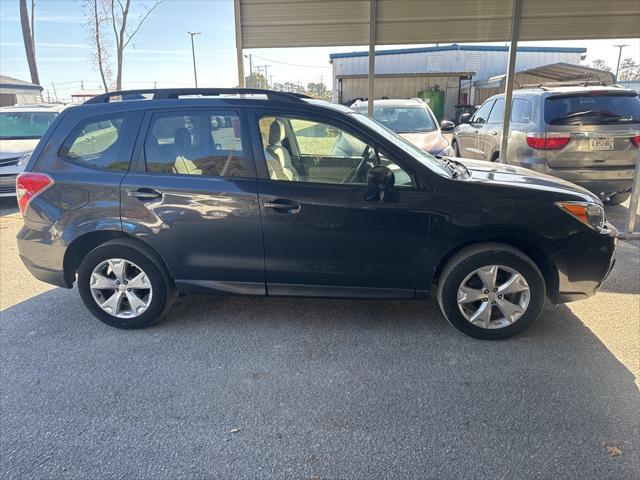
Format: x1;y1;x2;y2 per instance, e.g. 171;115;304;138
526;133;571;150
16;172;54;216
631;135;640;148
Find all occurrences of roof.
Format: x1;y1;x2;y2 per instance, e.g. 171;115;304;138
487;85;638;101
474;62;617;89
351;98;426;107
0;75;42;91
329;44;587;60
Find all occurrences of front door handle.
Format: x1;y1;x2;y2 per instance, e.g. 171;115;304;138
263;199;301;214
128;188;162;200
490;130;499;135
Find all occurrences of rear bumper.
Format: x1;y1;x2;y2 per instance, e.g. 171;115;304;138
547;167;634;195
550;222;617;304
19;254;69;288
17;226;71;289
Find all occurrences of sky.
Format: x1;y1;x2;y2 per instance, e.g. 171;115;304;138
0;0;639;101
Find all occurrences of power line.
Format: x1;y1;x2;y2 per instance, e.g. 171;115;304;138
249;53;328;69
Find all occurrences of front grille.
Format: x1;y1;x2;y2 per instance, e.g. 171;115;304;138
0;157;20;167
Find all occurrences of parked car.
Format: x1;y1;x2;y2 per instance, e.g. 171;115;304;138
451;86;640;204
351;98;455;156
0;103;67;197
16;88;616;339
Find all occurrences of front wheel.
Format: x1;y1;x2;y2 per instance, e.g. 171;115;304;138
605;192;631;205
436;243;545;340
452;139;461;157
77;239;175;329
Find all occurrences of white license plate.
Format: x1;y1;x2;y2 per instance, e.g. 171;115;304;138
589;138;614;151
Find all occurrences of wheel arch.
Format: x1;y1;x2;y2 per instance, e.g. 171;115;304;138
63;230;173;287
431;237;559;300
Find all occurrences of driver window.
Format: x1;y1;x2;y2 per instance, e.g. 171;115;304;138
259;115;414;186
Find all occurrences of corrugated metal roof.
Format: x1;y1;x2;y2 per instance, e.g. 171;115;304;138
474;62;617;88
237;0;640;49
329;44;587;60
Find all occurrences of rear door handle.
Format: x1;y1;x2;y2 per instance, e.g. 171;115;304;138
490;130;499;135
263;199;301;214
128;188;162;200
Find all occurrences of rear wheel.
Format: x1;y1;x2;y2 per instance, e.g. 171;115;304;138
78;239;174;329
436;243;545;340
605;192;631;205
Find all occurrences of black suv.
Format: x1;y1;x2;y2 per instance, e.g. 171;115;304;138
16;89;617;339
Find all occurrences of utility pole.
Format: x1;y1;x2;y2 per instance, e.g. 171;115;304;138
187;31;202;88
51;82;58;103
244;54;253;86
614;44;629;78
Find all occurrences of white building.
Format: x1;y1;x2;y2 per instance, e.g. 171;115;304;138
330;44;587;119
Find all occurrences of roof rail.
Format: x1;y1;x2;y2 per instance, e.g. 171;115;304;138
84;88;311;104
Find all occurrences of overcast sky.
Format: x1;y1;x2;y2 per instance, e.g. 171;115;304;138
0;0;638;99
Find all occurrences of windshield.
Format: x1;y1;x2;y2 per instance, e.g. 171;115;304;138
350;112;452;178
353;105;437;133
545;93;640;125
0;111;58;140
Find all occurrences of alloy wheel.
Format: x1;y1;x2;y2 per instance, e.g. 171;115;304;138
89;258;153;318
457;265;530;329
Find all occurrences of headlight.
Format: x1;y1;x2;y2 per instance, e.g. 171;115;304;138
556;201;605;231
437;145;455;157
17;152;32;166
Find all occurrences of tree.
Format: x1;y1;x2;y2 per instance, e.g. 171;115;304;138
306;81;330;100
245;72;267;89
19;0;39;85
590;58;611;72
84;0;112;92
618;57;640;81
84;0;162;91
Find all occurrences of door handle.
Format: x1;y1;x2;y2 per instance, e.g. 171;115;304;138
263;200;301;214
490;130;498;135
128;188;162;200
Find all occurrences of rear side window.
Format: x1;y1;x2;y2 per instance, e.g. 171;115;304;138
545;93;640;125
511;98;533;123
144;110;248;177
59;113;139;172
487;98;505;124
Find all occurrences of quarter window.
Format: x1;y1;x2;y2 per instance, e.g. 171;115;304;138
145;111;247;177
259;115;415;187
60;114;135;172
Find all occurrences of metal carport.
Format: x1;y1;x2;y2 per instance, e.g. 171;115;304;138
233;0;640;238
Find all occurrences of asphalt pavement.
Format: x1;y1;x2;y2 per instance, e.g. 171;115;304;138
1;197;638;480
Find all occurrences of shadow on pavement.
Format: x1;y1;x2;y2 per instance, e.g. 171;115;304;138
1;288;638;479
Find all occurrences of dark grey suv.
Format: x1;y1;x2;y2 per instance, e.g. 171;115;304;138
16;89;617;340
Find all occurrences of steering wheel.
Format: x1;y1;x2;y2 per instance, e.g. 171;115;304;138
342;145;377;184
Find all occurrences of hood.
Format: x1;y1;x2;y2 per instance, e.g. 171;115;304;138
0;139;39;159
455;157;600;203
399;131;448;155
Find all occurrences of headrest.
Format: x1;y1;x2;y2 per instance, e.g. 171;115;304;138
268;120;286;145
174;127;191;151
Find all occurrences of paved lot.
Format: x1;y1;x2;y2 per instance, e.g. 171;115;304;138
1;197;638;480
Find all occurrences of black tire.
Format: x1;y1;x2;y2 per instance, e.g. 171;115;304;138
604;192;631;205
77;239;175;329
436;243;545;340
452;139;460;157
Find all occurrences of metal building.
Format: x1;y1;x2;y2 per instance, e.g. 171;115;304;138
330;44;586;118
0;75;43;107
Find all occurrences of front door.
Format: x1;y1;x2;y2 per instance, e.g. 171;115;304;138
121;107;265;294
253;111;430;298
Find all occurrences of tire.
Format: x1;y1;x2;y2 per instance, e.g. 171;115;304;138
436;243;545;340
490;152;500;162
452;140;460;157
77;239;175;329
604;192;631;206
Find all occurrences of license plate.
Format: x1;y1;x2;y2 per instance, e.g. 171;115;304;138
589;138;614;151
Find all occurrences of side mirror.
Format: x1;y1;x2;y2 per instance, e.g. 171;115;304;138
460;113;472;124
366;165;395;202
440;120;455;132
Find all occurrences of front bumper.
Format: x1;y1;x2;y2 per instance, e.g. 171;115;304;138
550;222;617;303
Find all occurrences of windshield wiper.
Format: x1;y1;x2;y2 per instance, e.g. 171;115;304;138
549;110;622;124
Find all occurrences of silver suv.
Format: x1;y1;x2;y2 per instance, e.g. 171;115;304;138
452;86;640;204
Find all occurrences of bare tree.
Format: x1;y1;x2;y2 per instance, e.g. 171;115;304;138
109;0;163;90
618;58;640;81
590;58;611;72
84;0;112;91
19;0;39;85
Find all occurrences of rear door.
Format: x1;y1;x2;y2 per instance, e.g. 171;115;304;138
120;106;265;294
251;109;430;297
543;91;640;169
